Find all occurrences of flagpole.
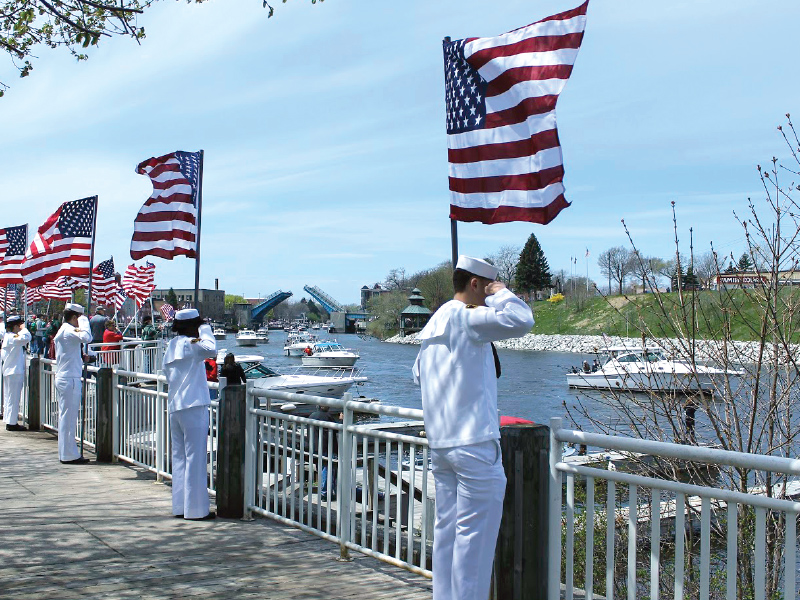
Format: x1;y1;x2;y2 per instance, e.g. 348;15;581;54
80;195;99;459
193;150;205;311
586;249;590;293
443;36;459;269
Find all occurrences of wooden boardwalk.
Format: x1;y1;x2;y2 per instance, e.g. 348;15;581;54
0;427;432;599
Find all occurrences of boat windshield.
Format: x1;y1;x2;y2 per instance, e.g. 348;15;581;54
243;363;280;379
616;353;643;363
645;350;665;362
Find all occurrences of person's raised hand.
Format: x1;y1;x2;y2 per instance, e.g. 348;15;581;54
485;281;507;296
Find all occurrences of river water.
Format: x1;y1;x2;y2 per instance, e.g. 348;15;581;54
217;330;599;427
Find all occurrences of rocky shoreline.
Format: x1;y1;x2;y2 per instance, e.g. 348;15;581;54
384;332;780;363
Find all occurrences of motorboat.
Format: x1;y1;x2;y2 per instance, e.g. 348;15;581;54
212;327;227;340
284;331;318;357
566;345;739;393
255;327;269;344
301;341;359;368
216;352;369;414
236;329;259;347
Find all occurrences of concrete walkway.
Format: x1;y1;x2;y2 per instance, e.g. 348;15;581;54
0;427;432;599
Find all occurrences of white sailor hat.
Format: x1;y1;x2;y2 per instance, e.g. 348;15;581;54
65;303;85;314
5;315;23;326
456;255;499;280
175;308;200;321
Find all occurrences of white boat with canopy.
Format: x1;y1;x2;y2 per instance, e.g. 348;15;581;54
301;341;359;368
566;345;739;392
236;329;259;347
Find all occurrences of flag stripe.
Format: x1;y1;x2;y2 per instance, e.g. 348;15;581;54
448;129;560;163
450;194;571;224
449;165;564;194
468;33;585;71
487;64;574;96
449;146;564;179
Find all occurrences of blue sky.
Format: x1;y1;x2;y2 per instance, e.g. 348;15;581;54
1;0;798;304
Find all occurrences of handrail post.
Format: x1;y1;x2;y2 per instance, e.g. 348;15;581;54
548;418;563;600
156;370;165;482
95;367;114;462
242;380;256;520
337;392;354;561
111;370;120;461
27;357;41;430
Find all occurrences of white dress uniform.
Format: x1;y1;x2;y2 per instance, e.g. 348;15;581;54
412;259;534;600
163;321;217;519
54;313;92;461
2;325;31;426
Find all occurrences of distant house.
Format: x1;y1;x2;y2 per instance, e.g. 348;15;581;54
360;283;390;309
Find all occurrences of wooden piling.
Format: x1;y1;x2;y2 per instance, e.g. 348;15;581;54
27;357;40;430
495;424;551;600
217;381;246;518
95;367;113;462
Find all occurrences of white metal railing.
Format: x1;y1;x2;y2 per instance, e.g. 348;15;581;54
548;417;799;600
113;368;220;495
87;339;164;374
39;357;100;450
244;388;433;577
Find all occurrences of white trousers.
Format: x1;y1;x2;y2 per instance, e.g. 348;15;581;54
56;377;81;461
431;440;507;600
3;373;24;426
170;406;210;519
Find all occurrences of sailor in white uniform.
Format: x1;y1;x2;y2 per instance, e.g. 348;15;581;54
2;315;31;431
54;303;93;464
412;255;534;600
163;308;217;521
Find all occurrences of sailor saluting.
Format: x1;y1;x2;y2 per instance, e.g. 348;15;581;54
163;308;218;520
2;315;32;431
412;255;534;600
54;303;93;464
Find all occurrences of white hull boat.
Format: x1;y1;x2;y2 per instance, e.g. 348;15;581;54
255;328;269;344
216;352;368;411
213;327;227;340
236;330;259;347
301;342;359;368
284;332;318;356
566;345;739;393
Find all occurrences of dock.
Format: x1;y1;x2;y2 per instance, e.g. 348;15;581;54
0;427;432;599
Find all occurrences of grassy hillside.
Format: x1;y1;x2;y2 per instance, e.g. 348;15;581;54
530;290;789;342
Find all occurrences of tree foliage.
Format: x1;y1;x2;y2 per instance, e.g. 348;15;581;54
515;233;551;292
597;246;633;295
485;244;520;287
165;287;178;308
0;0;316;95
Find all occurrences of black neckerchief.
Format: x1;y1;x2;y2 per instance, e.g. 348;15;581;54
491;343;501;378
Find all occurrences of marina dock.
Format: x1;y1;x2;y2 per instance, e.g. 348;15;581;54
0;426;432;599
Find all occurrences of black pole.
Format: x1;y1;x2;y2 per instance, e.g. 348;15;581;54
443;36;458;268
80;195;99;458
193;150;205;311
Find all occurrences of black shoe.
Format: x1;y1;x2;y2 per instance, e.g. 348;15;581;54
6;424;26;431
185;512;216;521
60;457;91;464
173;514;184;519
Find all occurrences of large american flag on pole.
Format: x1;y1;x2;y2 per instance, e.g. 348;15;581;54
122;262;156;309
0;285;17;311
131;151;201;261
21;197;97;287
38;277;74;301
91;257;126;307
444;1;588;224
0;225;27;285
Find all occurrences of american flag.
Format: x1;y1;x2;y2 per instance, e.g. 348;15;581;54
0;285;17;311
25;286;43;305
0;225;27;285
91;257;127;307
39;277;75;301
122;262;156;309
444;2;588;224
160;303;175;321
108;287;128;311
21;197;96;287
131;151;202;261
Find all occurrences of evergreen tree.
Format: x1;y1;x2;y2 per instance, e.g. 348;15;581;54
515;234;552;292
684;266;700;290
737;252;753;272
670;266;685;291
166;287;178;308
724;262;737;274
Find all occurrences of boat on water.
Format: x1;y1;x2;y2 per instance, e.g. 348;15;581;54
236;329;259;347
212;327;227;340
566;345;739;393
284;331;319;356
301;341;359;368
217;352;370;414
255;327;269;344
